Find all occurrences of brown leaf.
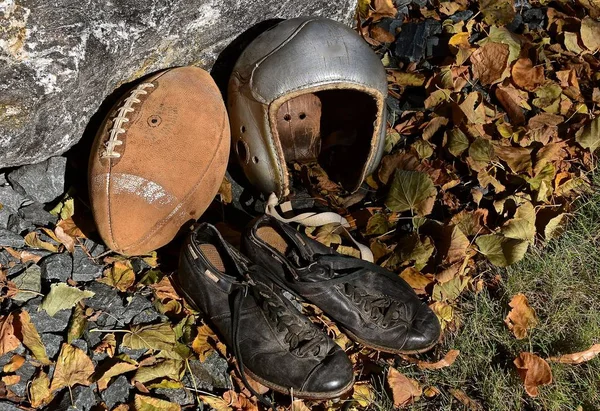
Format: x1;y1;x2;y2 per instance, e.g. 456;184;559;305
2;375;20;386
387;367;422;407
422;117;449;141
13;311;50;365
50;344;95;392
581;16;600;51
495;84;528;125
548;344;600;364
371;0;397;21
514;352;553;397
402;350;459;370
479;0;516;26
150;276;180;301
470;43;510;85
54;226;75;253
494;145;532;174
378;152;420;185
99;261;135;292
504;294;538;339
449;388;483;410
0;315;21;356
192;325;217;362
511;58;545;91
218;176;233;204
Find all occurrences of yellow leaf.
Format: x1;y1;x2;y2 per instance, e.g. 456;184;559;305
198;395;231;411
30;370;53;408
14;311;50;365
400;267;433;295
135;394;182;411
99;261;135;292
352;382;375;407
24;232;58;252
97;360;139;391
3;354;25;372
50;344;95;392
387;367;422;407
581;16;600;51
192;325;217;362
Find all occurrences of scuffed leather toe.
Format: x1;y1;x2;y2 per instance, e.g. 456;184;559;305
302;348;353;395
401;303;441;352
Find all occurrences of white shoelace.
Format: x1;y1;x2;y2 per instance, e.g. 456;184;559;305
265;193;374;262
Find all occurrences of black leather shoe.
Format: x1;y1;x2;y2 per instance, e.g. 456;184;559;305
242;216;441;354
176;223;354;401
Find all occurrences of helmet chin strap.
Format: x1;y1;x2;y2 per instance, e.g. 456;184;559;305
265;193;374;263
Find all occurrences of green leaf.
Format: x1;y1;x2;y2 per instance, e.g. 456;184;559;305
502;218;536;242
476;234;528;267
413;139;434;159
122;323;176;352
575;117;600;152
432;276;470;301
385;170;437;216
384;129;402;154
40;283;94;317
446;128;470;157
395;234;435;271
366;213;390;236
173;316;196;344
11;265;42;302
479;0;516;26
525;163;555;191
468;138;495;172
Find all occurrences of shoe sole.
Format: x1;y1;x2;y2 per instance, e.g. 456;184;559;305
342;327;438;355
172;274;355;400
242;366;354;400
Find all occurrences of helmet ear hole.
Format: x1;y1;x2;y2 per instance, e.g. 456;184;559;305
236;140;250;164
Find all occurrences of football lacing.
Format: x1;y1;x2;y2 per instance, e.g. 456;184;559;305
102;82;155;159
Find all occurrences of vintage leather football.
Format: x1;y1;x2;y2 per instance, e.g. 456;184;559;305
88;66;230;256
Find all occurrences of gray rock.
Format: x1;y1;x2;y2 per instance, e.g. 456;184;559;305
10;264;42;302
41;333;63;360
12;360;36;397
26;298;72;333
7;157;67;204
0;402;22;411
0;0;356;169
83;322;103;348
84;282;125;327
40;253;73;282
116;346;147;361
0;346;24;368
72;248;103;282
51;383;97;411
182;354;231;391
6;263;25;277
0;228;24;248
18;202;58;226
6;214;33;235
121;294;153;325
0;206;11;229
155;387;194;406
82;238;106;258
0;186;28;213
131;307;161;325
101;375;131;409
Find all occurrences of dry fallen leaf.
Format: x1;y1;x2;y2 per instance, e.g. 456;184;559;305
29;370;53;408
403;349;460;370
387;367;422;407
3;354;25;373
0;315;21;356
50;343;95;392
514;352;553;397
13;311;50;365
511;58;545;91
470;42;510;85
548;344;600;364
449;388;483;410
504;293;538;339
192;324;218;362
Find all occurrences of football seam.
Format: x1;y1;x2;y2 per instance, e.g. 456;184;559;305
115;108;229;254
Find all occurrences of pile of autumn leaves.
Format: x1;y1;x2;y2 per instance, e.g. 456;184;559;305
295;0;600;406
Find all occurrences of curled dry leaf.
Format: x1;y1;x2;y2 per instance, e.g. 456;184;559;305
13;310;50;365
3;354;25;373
0;315;21;356
449;388;483;410
400;267;433;295
417;350;459;370
514;352;552;397
548;344;600;364
387;367;422;407
504;294;537;339
50;343;95;392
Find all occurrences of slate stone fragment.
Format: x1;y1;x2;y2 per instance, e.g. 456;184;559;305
0;229;24;248
121;294;153;325
40;253;73;282
41;333;64;360
72;248;103;283
155;387;194;406
0;207;11;230
7;157;67;204
0;346;24;369
82;238;106;258
26;297;72;333
0;186;28;213
84;282;125;327
101;375;131;409
6;264;25;277
523;8;546;30
83;322;103;349
394;20;442;63
50;383;97;411
0;402;22;411
506;13;523;33
182;354;231;391
6;214;34;235
116;346;147;361
131;308;161;325
12;360;36;397
18;202;58;226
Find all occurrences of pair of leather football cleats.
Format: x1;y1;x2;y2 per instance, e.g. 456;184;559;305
177;216;441;402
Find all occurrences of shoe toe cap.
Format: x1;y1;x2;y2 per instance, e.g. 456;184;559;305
402;303;441;352
302;348;353;395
